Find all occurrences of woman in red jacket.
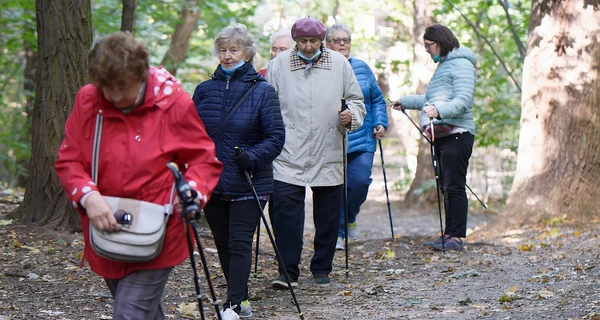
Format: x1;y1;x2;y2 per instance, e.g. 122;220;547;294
55;31;223;319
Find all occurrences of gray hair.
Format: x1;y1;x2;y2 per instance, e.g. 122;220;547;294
270;28;294;45
213;23;257;62
325;24;352;42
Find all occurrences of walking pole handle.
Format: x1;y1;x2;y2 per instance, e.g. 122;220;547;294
167;162;201;220
341;99;348;111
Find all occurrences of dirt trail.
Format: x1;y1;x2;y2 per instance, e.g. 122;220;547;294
1;155;599;319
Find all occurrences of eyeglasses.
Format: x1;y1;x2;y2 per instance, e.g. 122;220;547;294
329;38;351;44
270;47;289;54
424;42;436;51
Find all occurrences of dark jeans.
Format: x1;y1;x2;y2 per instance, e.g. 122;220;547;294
271;180;342;280
339;151;374;238
204;198;263;308
435;132;474;238
104;268;172;320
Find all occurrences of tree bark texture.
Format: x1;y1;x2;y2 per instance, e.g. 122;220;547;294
120;0;138;33
504;0;600;224
403;0;438;208
160;0;202;75
10;0;93;231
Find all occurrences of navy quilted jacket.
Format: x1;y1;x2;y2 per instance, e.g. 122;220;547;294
192;62;284;197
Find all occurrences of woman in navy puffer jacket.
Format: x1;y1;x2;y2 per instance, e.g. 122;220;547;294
192;23;284;319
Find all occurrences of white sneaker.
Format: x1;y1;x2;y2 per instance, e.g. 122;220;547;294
220;308;240;320
336;237;344;250
348;222;359;240
239;300;252;318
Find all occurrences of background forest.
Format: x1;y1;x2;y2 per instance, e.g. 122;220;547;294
1;1;599;319
0;0;598;230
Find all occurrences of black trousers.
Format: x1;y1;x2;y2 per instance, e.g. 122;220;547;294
270;180;342;280
204;198;263;308
435;132;474;238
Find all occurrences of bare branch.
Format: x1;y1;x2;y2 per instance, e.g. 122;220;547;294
444;0;522;93
499;0;526;59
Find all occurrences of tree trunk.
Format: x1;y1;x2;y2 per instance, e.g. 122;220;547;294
501;0;600;225
403;0;437;208
10;0;93;232
160;0;202;75
121;0;138;33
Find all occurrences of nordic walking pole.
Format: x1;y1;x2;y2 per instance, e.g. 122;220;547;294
341;99;350;278
377;137;395;239
234;147;305;320
166;162;222;320
253;215;260;277
428;117;445;253
394;105;487;210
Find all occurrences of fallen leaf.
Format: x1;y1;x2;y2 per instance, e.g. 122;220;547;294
177;302;198;317
517;244;533;251
0;219;13;226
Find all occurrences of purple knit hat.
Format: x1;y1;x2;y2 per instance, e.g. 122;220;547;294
291;17;326;41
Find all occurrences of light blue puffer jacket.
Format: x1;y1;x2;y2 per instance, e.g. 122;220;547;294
400;47;477;135
347;57;388;153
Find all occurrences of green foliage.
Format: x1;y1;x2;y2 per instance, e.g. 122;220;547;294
435;0;531;151
0;0;35;187
0;0;530;189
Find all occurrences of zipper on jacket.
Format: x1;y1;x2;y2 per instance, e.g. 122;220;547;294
226;79;230;90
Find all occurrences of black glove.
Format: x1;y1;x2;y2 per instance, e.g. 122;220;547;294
233;150;251;172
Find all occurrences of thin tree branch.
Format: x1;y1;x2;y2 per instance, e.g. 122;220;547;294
444;0;522;93
499;0;526;59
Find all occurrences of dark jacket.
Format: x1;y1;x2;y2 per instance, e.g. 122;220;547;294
193;62;285;197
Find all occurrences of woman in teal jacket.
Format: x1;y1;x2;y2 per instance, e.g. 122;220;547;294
392;24;477;252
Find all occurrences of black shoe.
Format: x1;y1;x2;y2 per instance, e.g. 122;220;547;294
271;274;298;289
313;274;330;286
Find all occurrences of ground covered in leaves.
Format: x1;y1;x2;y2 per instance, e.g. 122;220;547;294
1;188;600;320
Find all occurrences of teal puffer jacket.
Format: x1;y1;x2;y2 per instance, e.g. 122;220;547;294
400;47;477;135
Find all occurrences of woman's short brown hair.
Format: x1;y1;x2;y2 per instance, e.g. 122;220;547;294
88;31;149;88
423;24;460;57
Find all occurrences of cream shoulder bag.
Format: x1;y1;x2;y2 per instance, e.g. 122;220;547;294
88;113;174;263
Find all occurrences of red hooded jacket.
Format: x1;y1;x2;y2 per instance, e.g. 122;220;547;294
55;66;223;279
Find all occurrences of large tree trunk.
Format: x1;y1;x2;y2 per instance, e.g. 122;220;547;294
121;0;138;33
403;0;437;208
10;0;93;232
160;0;202;75
501;0;600;226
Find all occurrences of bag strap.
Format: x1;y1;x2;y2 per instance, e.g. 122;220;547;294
92;114;103;184
213;81;260;142
92;113;175;212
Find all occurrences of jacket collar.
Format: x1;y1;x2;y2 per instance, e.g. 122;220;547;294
212;62;261;82
289;47;332;72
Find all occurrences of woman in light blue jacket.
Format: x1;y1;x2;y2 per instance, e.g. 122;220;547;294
392;24;476;252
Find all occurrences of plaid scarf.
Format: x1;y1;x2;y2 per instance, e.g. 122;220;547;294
289;47;332;75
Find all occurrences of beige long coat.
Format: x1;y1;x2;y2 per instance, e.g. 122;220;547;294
266;47;366;187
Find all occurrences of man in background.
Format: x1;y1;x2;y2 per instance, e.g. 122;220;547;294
259;29;294;77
